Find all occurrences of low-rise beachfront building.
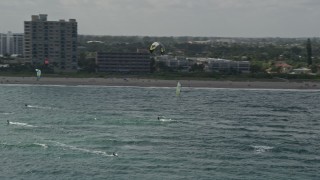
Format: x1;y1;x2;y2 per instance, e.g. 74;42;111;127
95;52;151;73
274;62;293;74
203;58;250;73
156;55;190;71
155;56;250;73
208;59;250;73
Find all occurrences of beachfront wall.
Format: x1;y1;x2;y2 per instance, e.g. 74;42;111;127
292;68;312;74
96;52;151;73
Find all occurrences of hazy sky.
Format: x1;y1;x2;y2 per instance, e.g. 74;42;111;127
0;0;319;37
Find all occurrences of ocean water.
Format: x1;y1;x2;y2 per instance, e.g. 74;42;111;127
0;84;320;180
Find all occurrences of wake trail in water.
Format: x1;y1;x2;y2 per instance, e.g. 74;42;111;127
26;105;52;110
157;116;174;122
159;118;173;122
33;143;48;149
49;140;114;157
8;121;37;128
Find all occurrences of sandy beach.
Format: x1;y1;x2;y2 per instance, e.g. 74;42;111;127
0;76;320;89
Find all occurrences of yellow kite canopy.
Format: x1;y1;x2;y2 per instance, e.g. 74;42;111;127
149;42;165;55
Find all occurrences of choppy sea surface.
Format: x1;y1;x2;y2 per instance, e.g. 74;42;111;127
0;84;320;180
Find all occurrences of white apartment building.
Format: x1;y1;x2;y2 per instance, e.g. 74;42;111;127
0;31;24;56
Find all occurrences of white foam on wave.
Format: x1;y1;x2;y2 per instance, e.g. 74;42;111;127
0;142;8;146
0;84;71;88
252;145;274;154
0;112;14;115
194;87;320;92
50;141;114;157
9;121;37;128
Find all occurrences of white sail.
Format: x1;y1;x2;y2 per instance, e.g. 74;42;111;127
176;81;181;96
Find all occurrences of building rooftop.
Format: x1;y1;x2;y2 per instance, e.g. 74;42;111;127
30;14;76;22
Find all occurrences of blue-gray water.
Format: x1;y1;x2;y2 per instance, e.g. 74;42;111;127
1;85;320;180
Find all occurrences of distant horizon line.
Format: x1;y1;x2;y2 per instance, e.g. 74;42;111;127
0;31;317;39
78;34;319;39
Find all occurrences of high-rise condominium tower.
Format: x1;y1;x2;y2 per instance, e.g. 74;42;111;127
24;14;77;72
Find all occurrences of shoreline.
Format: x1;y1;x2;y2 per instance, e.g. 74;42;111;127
0;76;320;89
